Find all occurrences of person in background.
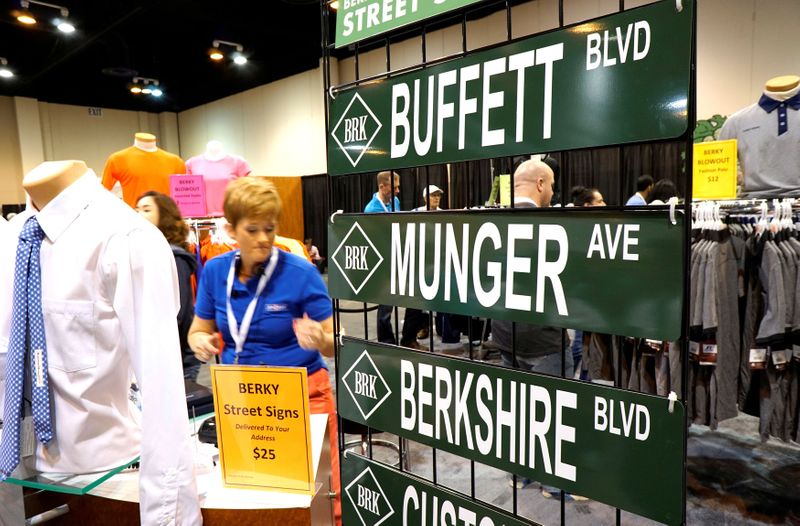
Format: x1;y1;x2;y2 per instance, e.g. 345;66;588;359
304;237;325;273
626;175;654;206
136;191;201;381
494;160;577;497
364;173;433;351
568;185;608;381
570;185;606;206
648;179;679;204
412;184;443;211
411;184;461;352
188;177;341;524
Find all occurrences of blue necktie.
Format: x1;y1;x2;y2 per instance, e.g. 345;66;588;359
0;216;53;480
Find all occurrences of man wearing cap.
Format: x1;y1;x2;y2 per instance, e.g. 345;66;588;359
413;184;443;211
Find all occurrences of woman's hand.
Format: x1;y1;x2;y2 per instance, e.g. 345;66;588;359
293;313;324;350
188;316;222;362
191;332;221;362
293;313;335;356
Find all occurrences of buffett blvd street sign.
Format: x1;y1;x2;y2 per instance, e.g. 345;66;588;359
327;0;693;175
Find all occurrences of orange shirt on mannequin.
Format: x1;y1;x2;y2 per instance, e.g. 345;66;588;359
101;146;186;207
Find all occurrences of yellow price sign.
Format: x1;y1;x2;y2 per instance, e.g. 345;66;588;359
693;139;737;200
210;365;314;494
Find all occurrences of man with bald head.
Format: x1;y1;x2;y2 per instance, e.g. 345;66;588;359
492;158;574;494
512;159;555;208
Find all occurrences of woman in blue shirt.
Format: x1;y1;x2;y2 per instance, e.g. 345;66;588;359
188;176;339;523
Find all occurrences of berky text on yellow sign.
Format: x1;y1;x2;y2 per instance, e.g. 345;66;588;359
210;365;314;494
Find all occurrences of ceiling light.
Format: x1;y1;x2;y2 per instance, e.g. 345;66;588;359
210;39;248;66
330;1;339;10
129;77;163;99
18;1;77;32
0;58;14;79
16;12;36;24
56;20;75;33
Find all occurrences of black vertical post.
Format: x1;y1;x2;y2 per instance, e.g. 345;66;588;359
682;2;697;526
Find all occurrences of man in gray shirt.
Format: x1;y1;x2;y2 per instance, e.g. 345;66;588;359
493;159;576;497
493;160;574;378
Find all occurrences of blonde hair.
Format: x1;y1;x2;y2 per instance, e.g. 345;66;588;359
376;171;397;187
223;177;282;227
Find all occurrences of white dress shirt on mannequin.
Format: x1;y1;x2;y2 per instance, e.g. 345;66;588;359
0;171;201;525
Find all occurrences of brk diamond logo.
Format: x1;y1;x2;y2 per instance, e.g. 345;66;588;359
342;350;391;421
345;467;395;526
331;93;382;167
330;221;384;295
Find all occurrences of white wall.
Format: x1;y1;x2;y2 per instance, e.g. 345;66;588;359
0;96;24;204
178;67;328;176
39;103;179;175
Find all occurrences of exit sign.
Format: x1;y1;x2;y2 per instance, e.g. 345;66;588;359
87;107;102;117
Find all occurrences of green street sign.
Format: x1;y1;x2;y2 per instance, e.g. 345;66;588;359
338;338;686;525
329;209;684;340
342;452;538;526
334;0;485;49
327;0;693;176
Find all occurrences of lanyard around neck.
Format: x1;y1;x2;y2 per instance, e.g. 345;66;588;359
226;247;279;364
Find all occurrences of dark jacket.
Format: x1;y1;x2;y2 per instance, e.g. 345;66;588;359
491;200;562;358
172;245;202;371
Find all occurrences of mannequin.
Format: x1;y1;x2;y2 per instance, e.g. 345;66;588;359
718;74;800;197
24;160;87;209
764;74;800;99
0;160;201;524
102;132;186;208
186;140;252;217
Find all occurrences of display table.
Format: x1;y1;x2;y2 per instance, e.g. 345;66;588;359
1;414;333;525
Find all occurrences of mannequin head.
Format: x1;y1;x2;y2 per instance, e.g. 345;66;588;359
764;75;800;101
765;75;800;92
24;160;88;210
204;140;226;161
134;132;157;152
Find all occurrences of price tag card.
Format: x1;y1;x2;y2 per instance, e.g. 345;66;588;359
693;139;737;200
210;365;314;494
170;174;207;218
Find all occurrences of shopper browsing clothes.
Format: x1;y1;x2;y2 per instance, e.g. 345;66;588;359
136;191;202;381
188;177;341;524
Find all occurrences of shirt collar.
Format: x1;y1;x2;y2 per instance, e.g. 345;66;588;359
35;170;99;243
514;196;538;207
758;92;800;113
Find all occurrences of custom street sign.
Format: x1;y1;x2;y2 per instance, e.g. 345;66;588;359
342;453;537;526
327;0;693;175
329;209;684;340
335;0;485;49
338;338;686;525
